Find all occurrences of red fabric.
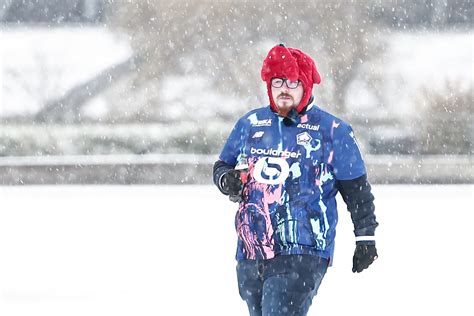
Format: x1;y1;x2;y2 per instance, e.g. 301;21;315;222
261;45;321;113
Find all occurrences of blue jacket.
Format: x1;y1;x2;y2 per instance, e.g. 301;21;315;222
214;102;378;262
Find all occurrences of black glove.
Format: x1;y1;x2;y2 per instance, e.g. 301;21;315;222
352;243;378;273
220;169;243;203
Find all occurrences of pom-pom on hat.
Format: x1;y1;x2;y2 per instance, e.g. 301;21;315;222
261;44;321;113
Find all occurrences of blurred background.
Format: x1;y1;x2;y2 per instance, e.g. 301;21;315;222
0;2;473;315
0;0;473;184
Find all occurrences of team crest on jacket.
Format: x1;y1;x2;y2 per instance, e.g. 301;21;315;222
296;132;312;146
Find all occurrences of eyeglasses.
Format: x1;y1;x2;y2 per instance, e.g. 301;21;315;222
271;78;300;89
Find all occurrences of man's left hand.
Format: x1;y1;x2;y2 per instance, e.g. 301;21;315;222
352;243;378;273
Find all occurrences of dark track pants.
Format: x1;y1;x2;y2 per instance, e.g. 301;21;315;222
236;255;328;316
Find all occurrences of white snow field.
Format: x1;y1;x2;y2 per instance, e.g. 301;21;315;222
0;184;472;316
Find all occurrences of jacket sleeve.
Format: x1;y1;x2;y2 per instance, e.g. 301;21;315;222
336;174;378;244
213;160;235;195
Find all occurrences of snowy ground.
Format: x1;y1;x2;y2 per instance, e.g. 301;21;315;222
0;184;472;316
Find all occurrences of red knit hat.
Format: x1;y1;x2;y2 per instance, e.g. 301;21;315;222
261;44;321;113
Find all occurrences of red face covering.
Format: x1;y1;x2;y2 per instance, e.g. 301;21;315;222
261;44;321;113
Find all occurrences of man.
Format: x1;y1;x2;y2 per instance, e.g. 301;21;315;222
213;44;378;316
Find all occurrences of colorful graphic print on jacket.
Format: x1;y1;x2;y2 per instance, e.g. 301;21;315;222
219;104;366;261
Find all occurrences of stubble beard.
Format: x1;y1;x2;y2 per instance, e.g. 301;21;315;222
277;96;295;117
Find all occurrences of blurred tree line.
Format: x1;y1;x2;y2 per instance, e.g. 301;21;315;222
0;0;472;156
2;0;472;28
0;0;105;23
101;0;472;155
419;83;472;155
102;0;472;120
105;0;384;118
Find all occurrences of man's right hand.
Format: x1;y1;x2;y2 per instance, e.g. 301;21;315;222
220;169;243;203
